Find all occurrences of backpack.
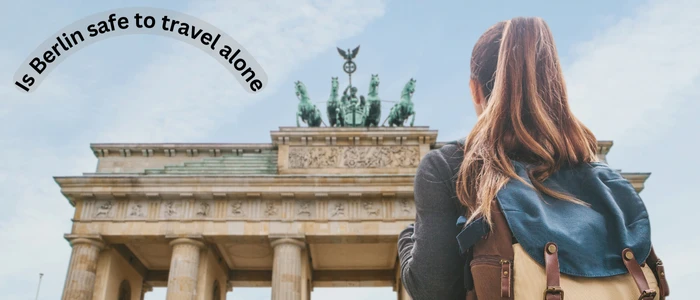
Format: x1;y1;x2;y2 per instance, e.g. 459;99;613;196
447;140;670;300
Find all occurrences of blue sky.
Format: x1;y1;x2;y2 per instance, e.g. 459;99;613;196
0;0;697;299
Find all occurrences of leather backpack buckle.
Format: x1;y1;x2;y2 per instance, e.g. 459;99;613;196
543;286;564;299
638;289;656;300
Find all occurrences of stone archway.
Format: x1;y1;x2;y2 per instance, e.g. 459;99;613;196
118;280;131;300
55;127;647;300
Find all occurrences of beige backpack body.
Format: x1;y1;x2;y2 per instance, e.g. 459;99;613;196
456;161;670;300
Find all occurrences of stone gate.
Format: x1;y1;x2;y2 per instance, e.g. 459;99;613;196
54;126;649;300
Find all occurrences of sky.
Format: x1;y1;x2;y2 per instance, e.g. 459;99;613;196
0;0;697;299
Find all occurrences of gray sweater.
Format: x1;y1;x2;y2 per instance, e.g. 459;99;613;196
398;143;467;300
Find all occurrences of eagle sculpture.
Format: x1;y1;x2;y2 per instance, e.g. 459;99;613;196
337;46;360;61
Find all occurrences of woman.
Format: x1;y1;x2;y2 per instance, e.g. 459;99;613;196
397;17;667;300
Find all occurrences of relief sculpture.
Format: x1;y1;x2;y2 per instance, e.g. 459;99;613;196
297;200;312;217
231;201;245;217
196;202;211;217
331;202;345;217
288;146;419;169
400;199;412;215
264;201;278;217
362;201;380;217
95;200;113;217
129;203;144;217
164;201;178;217
289;147;340;168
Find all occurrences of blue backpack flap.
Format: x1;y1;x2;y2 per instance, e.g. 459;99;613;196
497;160;652;277
456;216;490;291
456;216;490;254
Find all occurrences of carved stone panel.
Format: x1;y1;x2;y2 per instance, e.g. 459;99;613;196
194;200;214;218
94;199;116;219
228;200;247;218
395;198;415;218
126;200;148;219
328;200;348;220
160;200;183;219
288;146;420;169
361;200;382;218
296;200;315;219
261;200;281;218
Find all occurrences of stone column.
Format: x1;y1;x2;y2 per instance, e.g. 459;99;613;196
61;238;105;300
140;282;153;300
270;238;305;300
398;285;412;300
167;238;205;300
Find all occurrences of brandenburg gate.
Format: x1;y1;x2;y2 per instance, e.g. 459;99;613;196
54;127;647;299
54;47;649;300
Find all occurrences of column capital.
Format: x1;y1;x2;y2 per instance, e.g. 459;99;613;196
169;237;205;249
141;282;153;293
64;234;105;249
270;238;306;249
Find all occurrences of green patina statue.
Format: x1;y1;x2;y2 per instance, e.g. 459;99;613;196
385;78;416;127
340;85;367;127
364;74;381;127
326;77;343;127
294;45;416;127
295;81;323;127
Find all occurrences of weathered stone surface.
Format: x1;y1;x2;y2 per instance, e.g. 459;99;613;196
54;127;646;299
288;146;420;169
61;238;104;300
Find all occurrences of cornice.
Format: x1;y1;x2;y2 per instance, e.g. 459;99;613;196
90;143;275;158
54;174;416;206
619;172;651;193
271;126;438;146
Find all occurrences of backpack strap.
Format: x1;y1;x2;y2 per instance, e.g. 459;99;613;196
646;246;669;299
543;242;563;300
459;201;515;299
489;204;515;298
622;248;657;300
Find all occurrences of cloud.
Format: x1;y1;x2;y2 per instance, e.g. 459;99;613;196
563;0;700;298
0;0;386;299
565;0;700;145
97;0;386;143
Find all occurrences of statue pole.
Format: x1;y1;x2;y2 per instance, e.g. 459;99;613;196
339;46;360;88
35;273;43;300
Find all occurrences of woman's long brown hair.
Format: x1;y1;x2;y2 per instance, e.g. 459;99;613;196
457;17;599;226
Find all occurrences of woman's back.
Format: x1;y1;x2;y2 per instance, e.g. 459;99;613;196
397;16;668;300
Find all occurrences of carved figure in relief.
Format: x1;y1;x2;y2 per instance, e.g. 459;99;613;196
265;201;278;216
288;147;340;168
363;201;380;216
289;146;419;169
400;199;412;215
165;201;177;217
298;201;312;217
196;202;210;216
95;200;113;217
231;201;244;216
129;204;143;217
331;202;345;217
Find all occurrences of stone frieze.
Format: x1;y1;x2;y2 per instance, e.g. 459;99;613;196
80;198;415;221
288;146;419;169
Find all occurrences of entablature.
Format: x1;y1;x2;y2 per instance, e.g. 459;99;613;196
271;126;438;146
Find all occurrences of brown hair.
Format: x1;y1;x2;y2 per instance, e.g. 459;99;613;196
457;17;599;225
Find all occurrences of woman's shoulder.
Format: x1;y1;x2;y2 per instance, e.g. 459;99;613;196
418;141;465;182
